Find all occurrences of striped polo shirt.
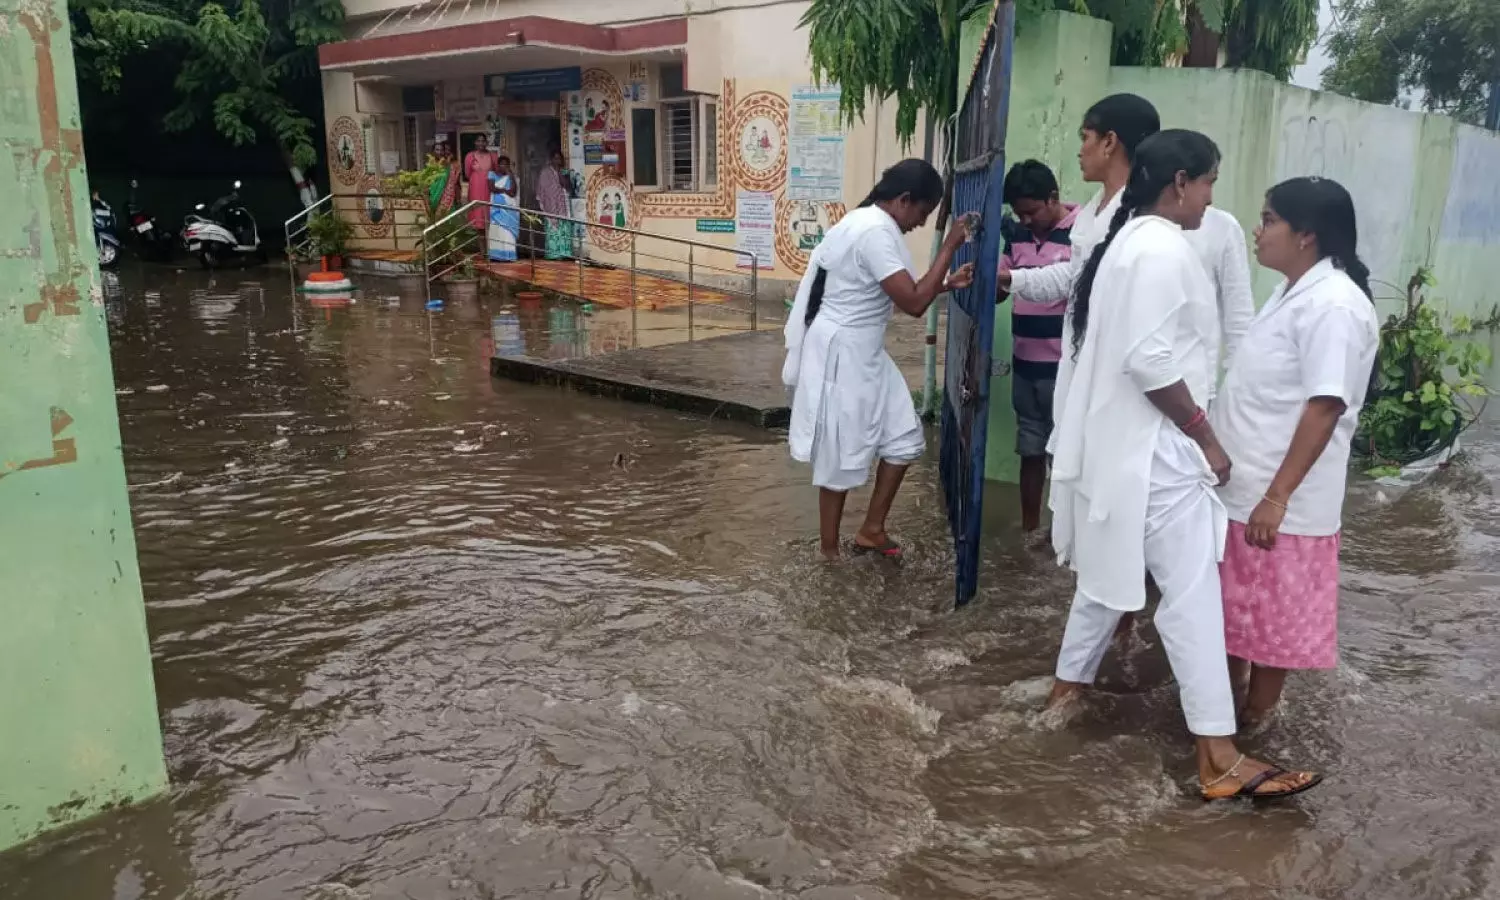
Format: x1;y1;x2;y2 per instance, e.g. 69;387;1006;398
1000;203;1079;380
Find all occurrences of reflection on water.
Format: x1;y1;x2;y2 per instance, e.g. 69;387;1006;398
2;268;1499;899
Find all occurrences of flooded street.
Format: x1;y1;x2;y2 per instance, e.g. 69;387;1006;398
3;268;1499;899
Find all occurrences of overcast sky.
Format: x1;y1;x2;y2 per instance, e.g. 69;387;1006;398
1291;0;1337;89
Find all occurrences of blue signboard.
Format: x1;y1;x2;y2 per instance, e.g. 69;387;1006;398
940;2;1015;608
485;67;582;98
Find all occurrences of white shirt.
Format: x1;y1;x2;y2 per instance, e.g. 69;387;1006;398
1009;186;1122;303
1183;206;1255;375
1049;216;1221;611
1011;194;1253;385
783;206;914;387
1212;259;1380;536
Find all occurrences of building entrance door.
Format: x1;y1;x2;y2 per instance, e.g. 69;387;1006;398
514;116;561;254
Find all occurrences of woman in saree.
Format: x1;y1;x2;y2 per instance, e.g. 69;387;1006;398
428;137;460;218
464;134;497;230
487;155;520;263
535;150;574;260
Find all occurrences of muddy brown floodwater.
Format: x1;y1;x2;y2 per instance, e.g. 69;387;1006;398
3;269;1500;900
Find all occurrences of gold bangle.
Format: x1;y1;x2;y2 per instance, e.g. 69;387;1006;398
1262;494;1288;511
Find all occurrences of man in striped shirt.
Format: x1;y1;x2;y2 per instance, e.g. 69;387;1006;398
999;160;1078;541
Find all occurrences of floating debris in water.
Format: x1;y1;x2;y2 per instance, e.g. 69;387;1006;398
146;384;169;393
453;439;484;453
270;438;290;450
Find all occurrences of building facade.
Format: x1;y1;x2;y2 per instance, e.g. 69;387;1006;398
316;0;938;290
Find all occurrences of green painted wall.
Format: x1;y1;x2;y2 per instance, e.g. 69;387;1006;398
0;0;168;852
983;11;1500;481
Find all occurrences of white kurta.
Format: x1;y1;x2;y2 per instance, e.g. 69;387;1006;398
1212;259;1380;535
783;207;925;491
1011;192;1253;387
1047;215;1235;737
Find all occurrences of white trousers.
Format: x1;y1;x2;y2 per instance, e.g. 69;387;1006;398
1054;475;1237;737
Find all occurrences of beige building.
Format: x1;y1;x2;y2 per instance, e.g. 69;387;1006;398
316;0;936;290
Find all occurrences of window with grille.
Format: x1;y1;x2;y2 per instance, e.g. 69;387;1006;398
628;62;718;193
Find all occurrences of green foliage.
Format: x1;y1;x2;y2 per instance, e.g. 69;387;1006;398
1357;267;1492;469
74;0;343;168
304;210;354;258
384;156;452;223
1219;0;1319;80
800;0;992;148
1323;0;1500;125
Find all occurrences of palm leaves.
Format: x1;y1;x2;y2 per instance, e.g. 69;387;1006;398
800;0;992;147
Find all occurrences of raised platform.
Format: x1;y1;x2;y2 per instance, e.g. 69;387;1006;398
491;330;790;428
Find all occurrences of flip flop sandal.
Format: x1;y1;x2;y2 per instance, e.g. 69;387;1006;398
1201;754;1325;802
851;538;903;558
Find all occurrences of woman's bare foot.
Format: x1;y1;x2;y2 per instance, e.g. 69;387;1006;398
1200;752;1321;801
1238;703;1277;737
852;527;902;557
819;543;842;562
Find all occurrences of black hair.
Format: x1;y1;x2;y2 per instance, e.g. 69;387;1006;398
803;158;943;326
1264;177;1372;300
857;158;944;210
1003;159;1059;206
1265;176;1379;394
1080;93;1161;163
1071;129;1221;356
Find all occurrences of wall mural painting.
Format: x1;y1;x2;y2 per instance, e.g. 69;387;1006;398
357;173;392;238
775;197;846;274
640;79;736;220
329;116;363;187
580;68;625;138
586;170;634;253
730;91;788;194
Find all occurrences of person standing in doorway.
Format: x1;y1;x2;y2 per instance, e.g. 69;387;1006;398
486;155;519;263
998;159;1078;543
535;149;574;260
464;134;498;231
1043;130;1322;801
1212;177;1380;733
783;159;975;560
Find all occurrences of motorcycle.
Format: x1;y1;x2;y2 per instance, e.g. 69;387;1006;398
181;180;267;268
91;191;121;269
124;179;175;262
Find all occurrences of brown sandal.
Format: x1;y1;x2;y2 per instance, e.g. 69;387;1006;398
1201;753;1324;802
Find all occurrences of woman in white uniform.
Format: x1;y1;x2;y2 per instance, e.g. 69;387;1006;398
1043;130;1322;801
783;159;975;560
999;93;1255;382
1212;177;1380;732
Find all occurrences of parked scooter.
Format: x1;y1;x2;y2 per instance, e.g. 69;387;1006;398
181;180;267;268
91;190;121;269
124;179;175;262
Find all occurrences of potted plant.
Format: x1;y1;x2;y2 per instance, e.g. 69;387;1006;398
443;255;480;303
306;210;355;271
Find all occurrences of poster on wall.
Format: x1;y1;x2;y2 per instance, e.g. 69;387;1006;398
735;191;776;270
379;150;401;175
788;84;845;201
584;143;604;165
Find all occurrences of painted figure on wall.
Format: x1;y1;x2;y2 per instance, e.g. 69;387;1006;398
585;100;611;133
464;133;498;230
613;192;626;228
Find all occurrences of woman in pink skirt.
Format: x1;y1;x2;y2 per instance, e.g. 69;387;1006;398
1211;176;1380;732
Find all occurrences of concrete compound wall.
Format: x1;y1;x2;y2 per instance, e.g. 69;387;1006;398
0;0;168;852
985;10;1500;481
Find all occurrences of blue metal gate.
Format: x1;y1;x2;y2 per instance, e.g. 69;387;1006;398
939;2;1015;608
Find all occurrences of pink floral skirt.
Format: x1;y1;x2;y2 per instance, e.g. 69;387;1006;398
1220;521;1341;670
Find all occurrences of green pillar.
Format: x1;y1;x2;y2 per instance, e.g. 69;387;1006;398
0;0;168;852
982;11;1114;482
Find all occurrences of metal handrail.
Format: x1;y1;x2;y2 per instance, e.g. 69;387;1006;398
284;194;331;259
419;201;761;339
